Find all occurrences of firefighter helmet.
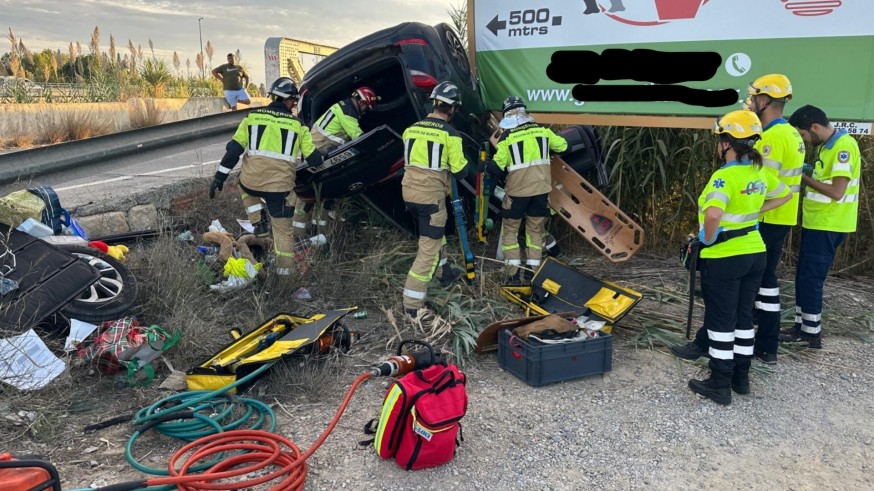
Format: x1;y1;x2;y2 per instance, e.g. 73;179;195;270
430;81;461;107
501;96;526;115
352;86;380;109
269;77;299;101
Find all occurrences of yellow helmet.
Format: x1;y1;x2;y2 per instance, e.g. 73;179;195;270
713;110;763;141
747;73;793;100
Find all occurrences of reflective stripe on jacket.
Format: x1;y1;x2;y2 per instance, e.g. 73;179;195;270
233;102;316;192
493;123;567;197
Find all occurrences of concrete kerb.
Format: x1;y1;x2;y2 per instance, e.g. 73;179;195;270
68;177;210;237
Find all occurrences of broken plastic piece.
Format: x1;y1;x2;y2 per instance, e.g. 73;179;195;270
292;287;312;301
208;220;227;233
0;277;18;296
209;275;252;292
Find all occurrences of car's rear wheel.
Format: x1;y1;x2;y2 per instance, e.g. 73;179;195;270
59;245;137;322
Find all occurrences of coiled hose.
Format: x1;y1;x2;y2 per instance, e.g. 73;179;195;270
70;364;372;491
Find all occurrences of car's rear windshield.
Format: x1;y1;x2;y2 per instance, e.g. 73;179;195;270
397;41;433;76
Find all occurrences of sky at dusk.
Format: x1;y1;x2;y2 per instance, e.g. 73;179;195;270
2;0;463;85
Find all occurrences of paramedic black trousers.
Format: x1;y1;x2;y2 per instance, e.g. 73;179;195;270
753;222;792;355
700;253;766;382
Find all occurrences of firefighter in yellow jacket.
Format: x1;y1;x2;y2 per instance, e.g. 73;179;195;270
310;86;379;154
296;87;380;233
486;96;567;284
400;81;472;316
209;77;323;275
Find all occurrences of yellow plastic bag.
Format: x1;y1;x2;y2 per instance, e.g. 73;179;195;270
223;257;262;279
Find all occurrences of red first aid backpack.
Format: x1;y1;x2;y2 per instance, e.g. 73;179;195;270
366;362;468;470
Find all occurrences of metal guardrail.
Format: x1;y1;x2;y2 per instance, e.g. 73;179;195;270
0;108;253;186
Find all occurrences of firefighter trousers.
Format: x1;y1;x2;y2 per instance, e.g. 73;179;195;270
240;185;298;274
402;197;448;310
501;193;550;275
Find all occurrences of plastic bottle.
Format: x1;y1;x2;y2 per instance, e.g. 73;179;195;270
16;218;53;238
353;311;367;319
197;245;220;255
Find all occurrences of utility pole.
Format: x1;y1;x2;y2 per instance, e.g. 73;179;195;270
198;17;205;79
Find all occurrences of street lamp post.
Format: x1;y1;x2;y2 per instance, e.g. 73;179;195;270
198;17;204;79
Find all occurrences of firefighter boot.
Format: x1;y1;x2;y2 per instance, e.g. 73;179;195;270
438;263;461;288
689;369;732;406
670;342;707;360
732;359;751;395
253;216;270;238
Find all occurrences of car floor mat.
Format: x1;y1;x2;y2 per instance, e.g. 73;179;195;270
0;225;101;332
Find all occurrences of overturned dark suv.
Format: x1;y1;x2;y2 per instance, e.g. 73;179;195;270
296;21;602;234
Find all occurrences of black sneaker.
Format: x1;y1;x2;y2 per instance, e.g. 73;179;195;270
779;332;822;349
405;308;419;318
670;342;708;360
753;351;777;365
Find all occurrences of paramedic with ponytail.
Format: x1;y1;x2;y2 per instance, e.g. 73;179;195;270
687;110;791;405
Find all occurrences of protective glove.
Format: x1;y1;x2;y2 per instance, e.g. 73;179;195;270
802;163;814;176
209;173;227;199
698;226;724;246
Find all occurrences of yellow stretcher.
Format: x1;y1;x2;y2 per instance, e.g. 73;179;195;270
186;309;355;392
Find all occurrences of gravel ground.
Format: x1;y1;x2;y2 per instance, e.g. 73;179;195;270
53;332;873;490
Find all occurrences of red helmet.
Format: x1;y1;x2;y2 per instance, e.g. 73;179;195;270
352;86;379;109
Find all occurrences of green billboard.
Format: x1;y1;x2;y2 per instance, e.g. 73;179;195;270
473;0;874;130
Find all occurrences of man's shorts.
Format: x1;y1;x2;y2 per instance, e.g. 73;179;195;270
224;89;250;108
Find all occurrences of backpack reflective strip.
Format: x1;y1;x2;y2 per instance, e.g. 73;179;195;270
374;384;403;453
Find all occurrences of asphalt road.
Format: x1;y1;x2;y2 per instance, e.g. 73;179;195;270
42;134;229;209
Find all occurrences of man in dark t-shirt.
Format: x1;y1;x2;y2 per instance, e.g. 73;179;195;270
212;53;251;110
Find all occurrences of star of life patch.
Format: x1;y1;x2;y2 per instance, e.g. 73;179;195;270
838;150;850;163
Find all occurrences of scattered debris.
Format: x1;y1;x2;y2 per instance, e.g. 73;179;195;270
292;287;312;301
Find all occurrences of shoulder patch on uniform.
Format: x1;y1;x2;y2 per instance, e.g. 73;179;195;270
838;150;850;163
762;145;771;157
712;177;725;189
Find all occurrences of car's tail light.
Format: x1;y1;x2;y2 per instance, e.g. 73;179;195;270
410;70;438;92
388;158;405;175
394;38;428;46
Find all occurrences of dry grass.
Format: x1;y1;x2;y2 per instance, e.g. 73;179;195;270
127;98;166;129
30;110;115;147
1;181;872;451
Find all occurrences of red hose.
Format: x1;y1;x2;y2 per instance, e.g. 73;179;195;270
141;372;371;491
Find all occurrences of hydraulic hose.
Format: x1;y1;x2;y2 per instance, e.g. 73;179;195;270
71;372;372;491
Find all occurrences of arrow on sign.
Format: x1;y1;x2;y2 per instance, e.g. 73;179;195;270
486;15;506;36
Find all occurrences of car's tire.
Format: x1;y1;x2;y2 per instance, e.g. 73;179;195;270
58;245;138;322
